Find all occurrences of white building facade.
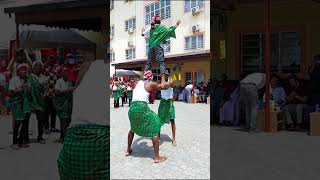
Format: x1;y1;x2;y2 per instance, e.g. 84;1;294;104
110;0;210;86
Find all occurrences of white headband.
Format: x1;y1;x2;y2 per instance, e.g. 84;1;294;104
32;60;43;69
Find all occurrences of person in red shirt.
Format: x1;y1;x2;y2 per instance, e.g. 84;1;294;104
127;78;134;88
64;54;78;86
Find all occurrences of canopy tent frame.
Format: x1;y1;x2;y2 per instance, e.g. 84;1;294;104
4;0;108;51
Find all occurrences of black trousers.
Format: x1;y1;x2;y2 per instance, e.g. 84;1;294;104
114;98;120;108
121;96;125;106
13;113;30;145
34;110;45;140
44;97;57;130
144;45;165;74
124;93;128;103
60;117;71;140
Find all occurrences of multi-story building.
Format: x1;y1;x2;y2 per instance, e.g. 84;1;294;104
110;0;210;86
212;0;320;80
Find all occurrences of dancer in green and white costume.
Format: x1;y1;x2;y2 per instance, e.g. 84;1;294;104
126;70;173;163
158;70;176;146
57;60;109;179
112;78;120;108
8;64;31;150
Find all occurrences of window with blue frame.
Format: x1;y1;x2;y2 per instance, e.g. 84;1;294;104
185;34;204;51
145;0;171;25
184;0;204;12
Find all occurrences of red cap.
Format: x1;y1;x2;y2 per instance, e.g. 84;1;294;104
143;70;153;80
151;14;161;24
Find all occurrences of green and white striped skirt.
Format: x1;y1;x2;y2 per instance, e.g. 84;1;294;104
57;124;109;180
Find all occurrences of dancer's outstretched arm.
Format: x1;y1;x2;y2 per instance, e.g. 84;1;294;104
146;80;174;92
6;57;14;73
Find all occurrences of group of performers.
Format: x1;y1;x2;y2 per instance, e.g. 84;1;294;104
6;49;75;150
4;49;109;179
126;14;181;163
111;77;134;108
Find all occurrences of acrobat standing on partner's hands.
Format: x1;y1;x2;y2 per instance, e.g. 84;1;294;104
142;14;181;85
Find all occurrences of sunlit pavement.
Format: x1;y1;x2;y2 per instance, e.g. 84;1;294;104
212;125;320;180
110;99;210;179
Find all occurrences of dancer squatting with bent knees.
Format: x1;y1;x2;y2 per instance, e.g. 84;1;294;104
126;70;173;163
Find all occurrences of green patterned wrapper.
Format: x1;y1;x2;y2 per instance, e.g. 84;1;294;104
53;93;73;119
57;124;109;180
126;90;133;99
113;90;121;100
8;92;31;121
158;99;174;124
26;75;45;112
149;24;177;49
118;87;124;98
128;101;170;137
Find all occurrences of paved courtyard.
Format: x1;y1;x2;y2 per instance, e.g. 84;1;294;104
110;99;210;179
212;125;320;180
0;115;61;180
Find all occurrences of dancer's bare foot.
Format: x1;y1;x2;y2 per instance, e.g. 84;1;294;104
172;140;177;147
154;156;167;163
125;149;132;156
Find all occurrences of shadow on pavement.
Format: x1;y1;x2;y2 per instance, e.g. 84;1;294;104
130;134;172;159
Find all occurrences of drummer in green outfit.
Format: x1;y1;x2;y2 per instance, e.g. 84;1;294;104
126;70;173;163
158;70;177;146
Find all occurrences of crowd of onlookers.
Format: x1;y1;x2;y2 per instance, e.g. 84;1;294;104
0;48;79;149
212;55;320;134
169;80;211;103
109;75;212;106
110;77;135;108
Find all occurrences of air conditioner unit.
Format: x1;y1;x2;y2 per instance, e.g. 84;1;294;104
192;25;200;33
128;28;134;34
192;6;201;15
128;41;134;47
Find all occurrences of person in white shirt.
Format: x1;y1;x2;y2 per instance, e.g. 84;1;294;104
158;70;177;146
8;64;31;150
185;83;193;103
126;70;173;163
240;73;266;133
57;60;109;179
53;67;75;142
29;61;48;144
